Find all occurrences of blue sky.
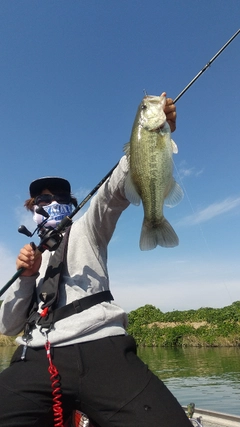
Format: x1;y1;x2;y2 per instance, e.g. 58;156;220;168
0;1;240;313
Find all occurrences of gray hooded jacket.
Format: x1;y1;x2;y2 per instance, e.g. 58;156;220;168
0;156;130;347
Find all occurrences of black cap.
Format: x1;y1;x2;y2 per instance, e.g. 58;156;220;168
29;176;71;198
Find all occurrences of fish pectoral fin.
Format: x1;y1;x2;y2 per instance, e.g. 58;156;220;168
140;218;179;250
165;180;184;207
124;172;141;205
171;139;178;154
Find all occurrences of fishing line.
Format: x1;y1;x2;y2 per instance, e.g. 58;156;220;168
171;28;239;253
172;159;210;251
171;29;240;305
173;157;235;305
172;159;229;296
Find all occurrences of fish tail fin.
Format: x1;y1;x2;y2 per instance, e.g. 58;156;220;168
140;217;179;250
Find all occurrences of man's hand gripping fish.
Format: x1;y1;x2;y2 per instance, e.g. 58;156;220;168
124;93;183;250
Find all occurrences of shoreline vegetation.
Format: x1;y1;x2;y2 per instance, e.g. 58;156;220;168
127;302;240;347
1;301;240;347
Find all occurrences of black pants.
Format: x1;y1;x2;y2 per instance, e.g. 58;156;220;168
0;335;192;427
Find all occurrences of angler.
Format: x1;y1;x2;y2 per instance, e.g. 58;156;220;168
0;97;192;427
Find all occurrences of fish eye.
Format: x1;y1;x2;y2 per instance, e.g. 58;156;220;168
141;104;147;110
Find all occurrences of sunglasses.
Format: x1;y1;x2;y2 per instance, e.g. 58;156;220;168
34;194;71;206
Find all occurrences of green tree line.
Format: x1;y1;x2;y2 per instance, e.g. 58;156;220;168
126;302;240;347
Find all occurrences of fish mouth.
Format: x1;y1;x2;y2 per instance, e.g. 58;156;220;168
150;124;165;132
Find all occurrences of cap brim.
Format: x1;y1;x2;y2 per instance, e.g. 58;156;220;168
29;177;71;197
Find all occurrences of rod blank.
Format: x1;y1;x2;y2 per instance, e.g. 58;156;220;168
174;29;240;104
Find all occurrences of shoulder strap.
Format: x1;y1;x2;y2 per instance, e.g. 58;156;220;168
23;226;71;336
39;226;71;310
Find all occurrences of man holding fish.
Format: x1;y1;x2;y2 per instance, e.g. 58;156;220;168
0;94;191;427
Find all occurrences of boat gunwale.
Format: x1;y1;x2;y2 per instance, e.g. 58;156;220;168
182;406;240;426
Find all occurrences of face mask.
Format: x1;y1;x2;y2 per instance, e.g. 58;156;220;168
33;202;73;229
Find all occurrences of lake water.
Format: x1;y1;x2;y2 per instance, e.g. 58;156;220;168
1;345;240;416
138;346;240;416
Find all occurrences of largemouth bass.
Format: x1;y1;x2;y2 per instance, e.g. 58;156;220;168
124;93;183;250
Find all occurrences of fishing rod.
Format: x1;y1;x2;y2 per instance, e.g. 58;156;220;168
173;28;240;103
1;29;239;297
